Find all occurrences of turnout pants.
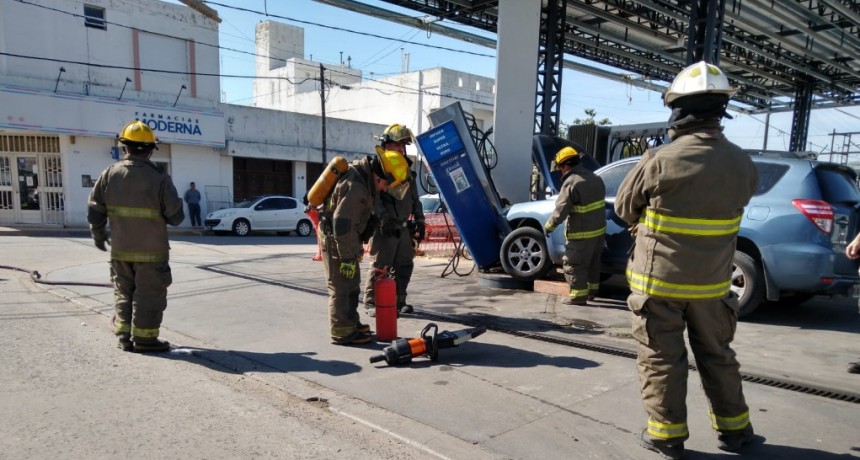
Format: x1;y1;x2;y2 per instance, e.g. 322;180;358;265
321;233;361;340
562;235;603;301
363;228;414;307
110;259;172;343
628;294;750;443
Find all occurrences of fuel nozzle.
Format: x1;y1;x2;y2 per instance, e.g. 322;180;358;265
369;323;487;367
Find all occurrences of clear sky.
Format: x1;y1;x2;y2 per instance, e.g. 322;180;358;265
171;0;860;157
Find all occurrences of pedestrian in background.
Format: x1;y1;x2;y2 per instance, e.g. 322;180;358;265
844;232;860;374
614;61;758;460
184;181;202;228
87;120;184;353
543;146;605;305
318;149;410;345
363;124;425;317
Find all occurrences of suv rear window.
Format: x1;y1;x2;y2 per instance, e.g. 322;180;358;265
753;162;789;196
815;166;860;204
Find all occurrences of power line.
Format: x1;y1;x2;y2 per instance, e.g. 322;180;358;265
203;1;495;59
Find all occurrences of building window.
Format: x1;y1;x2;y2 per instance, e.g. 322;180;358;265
84;5;106;30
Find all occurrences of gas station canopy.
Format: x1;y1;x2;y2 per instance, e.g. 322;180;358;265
371;0;860;114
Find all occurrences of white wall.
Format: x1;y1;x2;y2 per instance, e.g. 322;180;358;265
0;0;220;107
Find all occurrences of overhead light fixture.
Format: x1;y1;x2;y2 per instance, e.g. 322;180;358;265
173;84;187;107
53;67;66;92
118;77;132;101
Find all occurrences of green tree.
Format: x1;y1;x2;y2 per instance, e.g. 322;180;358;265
572;108;612;126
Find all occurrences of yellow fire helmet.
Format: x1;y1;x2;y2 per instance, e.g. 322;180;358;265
379;123;414;145
118;120;159;149
664;61;736;107
374;146;411;199
552;146;581;170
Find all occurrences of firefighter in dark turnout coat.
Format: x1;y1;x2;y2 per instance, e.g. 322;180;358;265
614;61;758;460
543;146;606;305
88;121;184;353
363;124;424;317
319;149;410;345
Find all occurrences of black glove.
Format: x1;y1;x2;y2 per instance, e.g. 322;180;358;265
94;237;110;252
415;220;426;242
360;215;378;243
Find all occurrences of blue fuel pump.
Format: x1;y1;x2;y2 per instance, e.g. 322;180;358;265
415;103;511;269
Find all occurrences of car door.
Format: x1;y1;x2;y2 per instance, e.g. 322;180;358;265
279;197;301;230
251;197;282;230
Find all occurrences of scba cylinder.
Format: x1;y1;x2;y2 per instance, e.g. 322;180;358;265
307;156;349;208
374;274;398;342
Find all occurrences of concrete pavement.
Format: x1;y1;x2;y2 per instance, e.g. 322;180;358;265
2;228;859;459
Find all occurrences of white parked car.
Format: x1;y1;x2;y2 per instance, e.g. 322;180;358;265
204;195;314;237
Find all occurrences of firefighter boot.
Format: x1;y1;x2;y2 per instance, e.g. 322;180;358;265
397;303;413;314
356;322;371;334
117;333;133;352
333;331;373;346
717;424;755;452
638;429;684;460
133;338;171;353
562;297;587;306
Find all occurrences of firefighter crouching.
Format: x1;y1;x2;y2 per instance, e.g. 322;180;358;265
543;146;606;305
614;61;758;460
318;149;410;345
363;124;425;317
87;120;185;353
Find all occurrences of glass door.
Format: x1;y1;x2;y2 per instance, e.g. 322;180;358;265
15;156;41;224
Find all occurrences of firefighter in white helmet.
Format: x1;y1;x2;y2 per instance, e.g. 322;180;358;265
363;124;424;317
543;146;606;305
87;120;185;353
615;61;758;459
319;148;410;345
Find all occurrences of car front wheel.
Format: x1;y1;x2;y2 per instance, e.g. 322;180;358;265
296;219;313;237
731;250;764;317
232;218;251;236
500;227;552;281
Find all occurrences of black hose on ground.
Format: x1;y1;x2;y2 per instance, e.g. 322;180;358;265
0;265;112;287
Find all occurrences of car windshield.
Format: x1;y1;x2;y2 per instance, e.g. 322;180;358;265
815;166;860;204
421;196;440;213
234;197;261;208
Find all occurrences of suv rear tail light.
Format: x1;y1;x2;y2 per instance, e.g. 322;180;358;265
792;199;833;233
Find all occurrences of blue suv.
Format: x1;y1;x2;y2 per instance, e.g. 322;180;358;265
501;152;860;316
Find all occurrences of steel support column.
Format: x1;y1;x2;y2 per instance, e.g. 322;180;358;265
535;0;567;135
686;0;726;65
789;80;815;152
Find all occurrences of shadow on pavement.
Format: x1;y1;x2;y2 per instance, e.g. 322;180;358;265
744;297;860;333
683;436;857;459
368;341;601;370
162;347;362;376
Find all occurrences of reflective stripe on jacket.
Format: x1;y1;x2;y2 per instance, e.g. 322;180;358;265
614;130;758;300
88;157;184;263
544;164;606;241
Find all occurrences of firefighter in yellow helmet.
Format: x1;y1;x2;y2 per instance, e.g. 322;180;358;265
319;147;409;345
363;123;424;317
543;146;606;305
615;61;758;459
87;120;185;352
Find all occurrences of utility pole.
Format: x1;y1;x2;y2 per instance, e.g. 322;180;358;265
319;63;327;164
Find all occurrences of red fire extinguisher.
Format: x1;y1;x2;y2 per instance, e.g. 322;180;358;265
373;268;397;342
